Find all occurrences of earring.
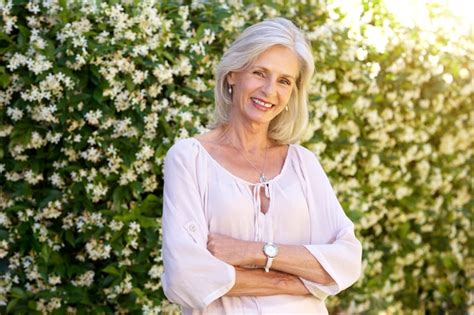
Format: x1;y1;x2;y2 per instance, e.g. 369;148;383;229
285;106;289;111
228;85;233;95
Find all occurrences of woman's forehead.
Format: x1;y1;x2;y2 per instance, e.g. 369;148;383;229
251;45;299;77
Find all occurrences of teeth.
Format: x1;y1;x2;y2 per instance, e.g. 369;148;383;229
253;98;273;108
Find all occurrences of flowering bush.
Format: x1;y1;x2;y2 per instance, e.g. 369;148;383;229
0;0;472;314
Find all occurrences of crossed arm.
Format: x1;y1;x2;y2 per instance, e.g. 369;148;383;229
207;233;334;296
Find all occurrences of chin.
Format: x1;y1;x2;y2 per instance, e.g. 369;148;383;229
244;113;275;125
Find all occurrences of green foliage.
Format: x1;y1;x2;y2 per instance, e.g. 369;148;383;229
0;0;472;313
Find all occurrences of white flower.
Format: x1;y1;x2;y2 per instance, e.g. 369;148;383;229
148;265;163;279
29;132;47;149
48;275;61;286
178;5;189;19
369;62;381;79
85;239;111;260
46;132;62;144
153;63;173;84
136;144;154;161
6;107;23;121
176;94;192;106
142;304;162;315
71;271;95;287
0;122;13;137
30;28;46;49
110;220;124;231
27;54;53;75
132;70;148;84
0;213;12;228
353;96;371;111
143;175;158;192
364;25;388;53
119;168;137;185
179;39;189;51
95;31;110;43
86;183;108;202
338;79;356;94
84;109;103;126
128;221;141;236
202;28;216;44
174;57;192;76
190;42;205;55
62;213;75;230
7;53;28;71
24;170;44;185
356;47;368;61
26;2;40;14
39;201;62;220
30;105;59;123
320;69;336;83
81;147;102;163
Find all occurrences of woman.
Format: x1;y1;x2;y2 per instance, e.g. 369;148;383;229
161;18;362;314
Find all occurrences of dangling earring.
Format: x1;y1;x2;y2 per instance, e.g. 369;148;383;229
228;85;233;95
285;105;289;111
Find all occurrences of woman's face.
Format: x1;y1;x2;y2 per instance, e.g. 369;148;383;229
227;45;299;126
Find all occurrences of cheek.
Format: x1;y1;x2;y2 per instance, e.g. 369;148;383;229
240;77;260;90
280;87;293;103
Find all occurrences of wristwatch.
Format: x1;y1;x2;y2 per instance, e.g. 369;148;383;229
262;242;278;272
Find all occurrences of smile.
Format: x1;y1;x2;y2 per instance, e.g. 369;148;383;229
251;97;274;109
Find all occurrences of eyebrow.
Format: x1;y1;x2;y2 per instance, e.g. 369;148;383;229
252;66;296;81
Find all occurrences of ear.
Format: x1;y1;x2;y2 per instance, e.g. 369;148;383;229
226;72;236;85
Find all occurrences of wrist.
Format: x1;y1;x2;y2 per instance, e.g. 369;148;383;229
246;242;266;266
262;242;279;272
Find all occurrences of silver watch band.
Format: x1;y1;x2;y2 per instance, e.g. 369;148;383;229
264;257;274;272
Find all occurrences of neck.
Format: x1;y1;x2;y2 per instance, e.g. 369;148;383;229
220;120;270;153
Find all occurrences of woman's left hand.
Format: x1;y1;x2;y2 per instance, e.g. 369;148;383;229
207;233;261;267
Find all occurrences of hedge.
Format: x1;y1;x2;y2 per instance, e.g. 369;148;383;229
0;1;472;314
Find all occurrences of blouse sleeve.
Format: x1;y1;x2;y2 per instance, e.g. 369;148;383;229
161;140;235;310
294;146;363;300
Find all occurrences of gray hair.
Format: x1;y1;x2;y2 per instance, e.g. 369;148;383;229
212;17;314;144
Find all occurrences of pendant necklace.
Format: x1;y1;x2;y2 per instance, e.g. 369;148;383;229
238;140;269;184
243;145;268;184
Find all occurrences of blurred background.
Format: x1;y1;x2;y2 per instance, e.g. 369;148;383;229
0;0;472;314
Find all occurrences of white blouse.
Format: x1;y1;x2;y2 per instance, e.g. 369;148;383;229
161;138;362;314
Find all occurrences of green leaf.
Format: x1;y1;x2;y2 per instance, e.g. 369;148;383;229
138;216;158;228
132;288;144;298
0;72;10;89
102;264;120;276
139;194;161;216
10;287;25;299
65;230;75;247
6;298;19;314
41;245;51;264
28;300;36;310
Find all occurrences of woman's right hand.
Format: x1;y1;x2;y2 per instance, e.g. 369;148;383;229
207;233;264;267
226;267;310;297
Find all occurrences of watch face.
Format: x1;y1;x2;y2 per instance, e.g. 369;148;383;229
264;244;278;257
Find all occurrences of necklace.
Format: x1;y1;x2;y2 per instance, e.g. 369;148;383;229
239;142;268;184
225;137;269;183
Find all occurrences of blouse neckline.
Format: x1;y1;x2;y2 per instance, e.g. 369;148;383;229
191;137;293;186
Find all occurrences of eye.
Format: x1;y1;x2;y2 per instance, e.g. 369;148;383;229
253;70;265;77
280;78;291;85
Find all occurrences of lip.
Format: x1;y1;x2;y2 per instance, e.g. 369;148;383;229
251;97;274;111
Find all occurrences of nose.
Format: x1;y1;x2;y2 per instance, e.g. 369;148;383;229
262;78;277;97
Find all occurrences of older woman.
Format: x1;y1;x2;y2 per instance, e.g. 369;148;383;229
161;18;362;314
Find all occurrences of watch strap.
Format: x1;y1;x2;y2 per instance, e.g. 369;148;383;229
264;256;274;272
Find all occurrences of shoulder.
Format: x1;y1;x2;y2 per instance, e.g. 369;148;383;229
165;138;201;165
167;137;198;154
291;143;319;162
290;143;328;177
